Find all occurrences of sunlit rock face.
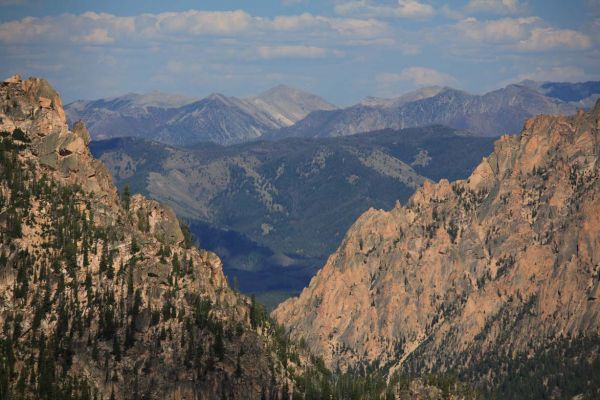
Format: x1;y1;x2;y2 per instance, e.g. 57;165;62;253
274;101;600;378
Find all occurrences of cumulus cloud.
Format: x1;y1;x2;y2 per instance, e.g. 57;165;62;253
0;12;134;44
335;0;434;19
451;16;592;52
517;27;592;51
377;67;457;87
0;10;390;46
465;0;525;15
454;16;539;43
256;45;334;59
77;28;114;44
158;10;253;35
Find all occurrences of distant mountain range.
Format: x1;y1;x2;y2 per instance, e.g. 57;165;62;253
66;85;335;145
67;81;600;145
273;81;600;139
90;126;495;307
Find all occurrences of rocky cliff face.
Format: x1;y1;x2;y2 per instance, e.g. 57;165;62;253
0;75;314;399
274;102;600;393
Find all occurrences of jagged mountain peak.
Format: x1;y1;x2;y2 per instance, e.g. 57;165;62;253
279;81;600;140
248;84;336;127
65;84;336;145
258;83;300;96
204;92;232;103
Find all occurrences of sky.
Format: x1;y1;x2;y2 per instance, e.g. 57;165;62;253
0;0;598;105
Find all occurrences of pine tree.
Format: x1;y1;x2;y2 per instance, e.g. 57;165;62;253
127;265;134;296
121;185;131;210
112;334;121;362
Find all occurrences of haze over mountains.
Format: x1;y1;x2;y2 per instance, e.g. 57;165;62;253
274;81;600;139
66;85;336;145
67;80;600;146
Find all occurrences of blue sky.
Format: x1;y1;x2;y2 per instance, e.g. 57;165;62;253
0;0;598;105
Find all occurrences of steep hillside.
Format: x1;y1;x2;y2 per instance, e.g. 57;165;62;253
274;102;600;397
275;82;600;139
0;74;334;399
90;127;494;306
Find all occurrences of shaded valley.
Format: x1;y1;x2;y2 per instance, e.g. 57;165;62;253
91;127;495;307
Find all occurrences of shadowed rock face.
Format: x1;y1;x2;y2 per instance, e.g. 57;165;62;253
0;75;316;399
274;101;600;377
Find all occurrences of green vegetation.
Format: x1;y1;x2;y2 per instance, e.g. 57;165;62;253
474;335;600;399
90;127;495;303
0;133;100;398
4;128;464;399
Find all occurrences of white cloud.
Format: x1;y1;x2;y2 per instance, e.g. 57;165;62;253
0;10;390;46
454;16;539;43
451;16;592;52
335;0;434;19
77;28;114;44
518;27;592;51
270;13;324;31
377;67;457;86
256;45;333;59
465;0;525;15
396;0;435;17
270;13;390;38
158;10;253;35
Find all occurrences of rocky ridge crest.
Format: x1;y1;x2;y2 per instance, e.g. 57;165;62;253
274;101;600;388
